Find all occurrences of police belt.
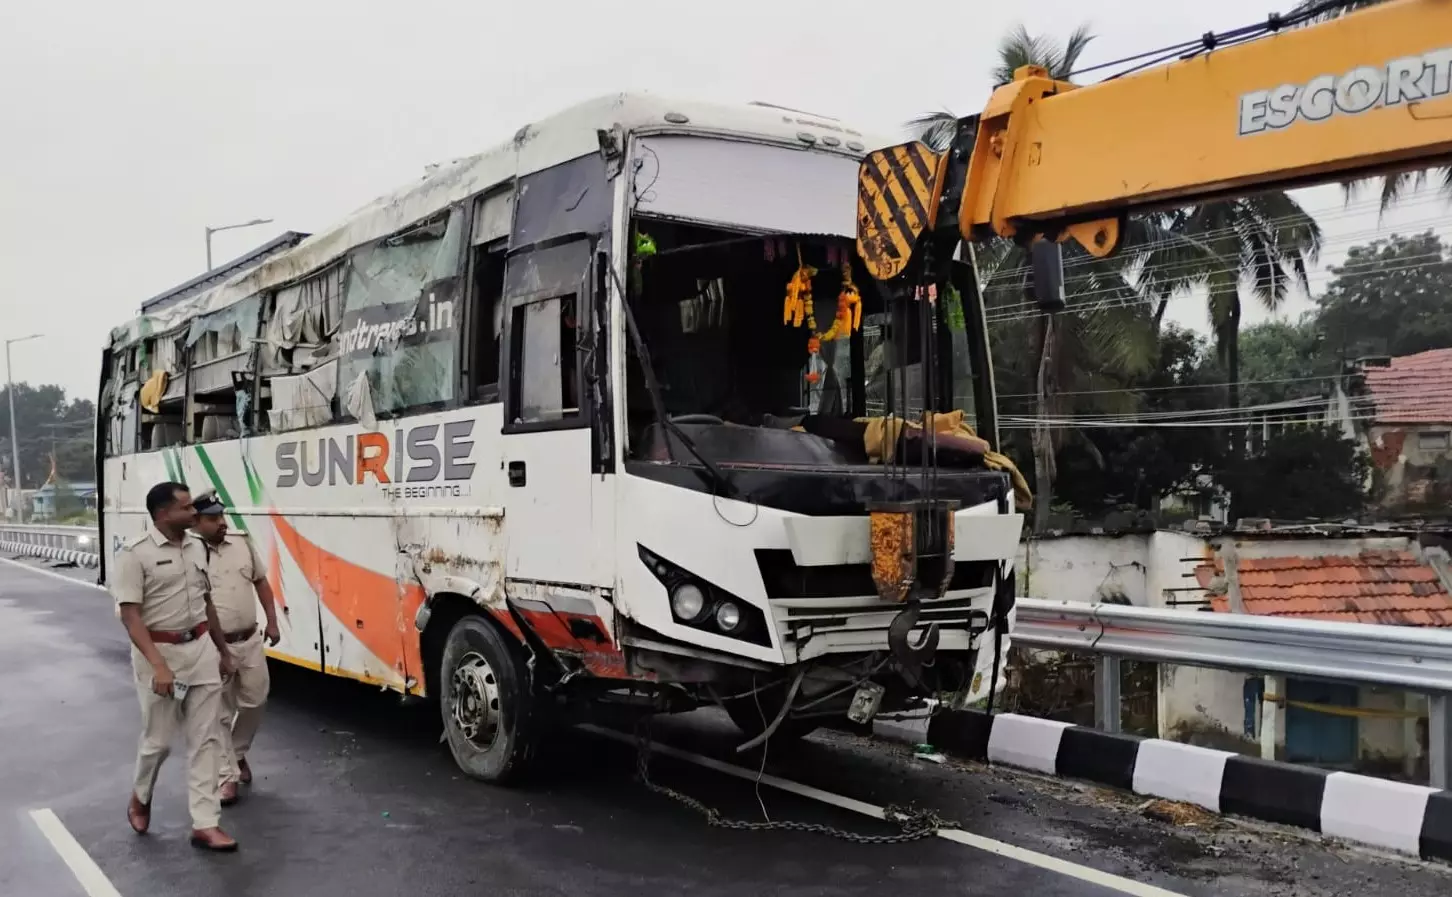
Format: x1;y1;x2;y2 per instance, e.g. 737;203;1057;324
224;626;257;644
148;622;209;644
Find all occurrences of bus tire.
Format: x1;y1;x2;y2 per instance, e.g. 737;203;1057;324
722;692;818;744
438;615;538;784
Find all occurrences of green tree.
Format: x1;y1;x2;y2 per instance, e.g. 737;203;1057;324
49;479;85;521
913;25;1165;530
1051;325;1227;515
912;22;1320;523
1169;194;1321;412
1220;426;1369;521
1231;317;1333;407
1314;231;1452;359
1291;0;1451;211
0;383;95;490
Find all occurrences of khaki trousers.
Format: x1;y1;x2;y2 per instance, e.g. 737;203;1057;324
131;639;224;830
219;631;269;784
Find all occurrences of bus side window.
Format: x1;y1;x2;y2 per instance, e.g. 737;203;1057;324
507;295;581;424
257;266;346;434
470;245;506;403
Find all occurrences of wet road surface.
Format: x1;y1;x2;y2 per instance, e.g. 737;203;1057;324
2;553;1450;897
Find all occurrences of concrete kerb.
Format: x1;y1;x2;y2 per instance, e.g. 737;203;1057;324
0;540;100;569
868;708;1451;864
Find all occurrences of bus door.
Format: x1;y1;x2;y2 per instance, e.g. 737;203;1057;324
498;237;611;588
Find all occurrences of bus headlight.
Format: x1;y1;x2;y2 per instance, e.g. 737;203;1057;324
714;601;743;633
670;583;707;622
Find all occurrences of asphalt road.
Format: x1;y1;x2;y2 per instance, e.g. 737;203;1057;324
3;553;1451;897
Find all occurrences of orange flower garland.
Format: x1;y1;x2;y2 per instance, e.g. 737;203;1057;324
783;250;864;387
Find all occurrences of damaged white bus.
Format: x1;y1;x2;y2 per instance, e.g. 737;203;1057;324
97;94;1027;782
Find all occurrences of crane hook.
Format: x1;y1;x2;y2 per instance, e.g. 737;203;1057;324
888;597;939;687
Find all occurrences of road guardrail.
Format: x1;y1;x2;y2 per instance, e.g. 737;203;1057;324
1013;597;1452;788
0;523;101;568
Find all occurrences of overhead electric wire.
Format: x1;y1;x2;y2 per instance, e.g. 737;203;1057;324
984;239;1452;315
998;410;1394;430
975;210;1452;303
983;240;1452;318
1064;0;1374;83
996;372;1350;400
983;254;1452;325
980;191;1452;287
1003;390;1452;428
982;250;1452;322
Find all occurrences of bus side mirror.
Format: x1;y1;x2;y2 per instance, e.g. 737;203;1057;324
1029;240;1066;313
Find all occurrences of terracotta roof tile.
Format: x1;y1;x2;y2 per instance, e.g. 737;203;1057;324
1364;348;1452;424
1195;550;1452;627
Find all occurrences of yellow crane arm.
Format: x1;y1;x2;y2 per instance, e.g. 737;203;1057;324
857;0;1452;278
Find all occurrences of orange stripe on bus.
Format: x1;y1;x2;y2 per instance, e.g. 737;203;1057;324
270;513;425;685
265;535;287;613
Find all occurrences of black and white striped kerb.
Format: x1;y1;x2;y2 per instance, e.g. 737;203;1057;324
0;540;100;568
923;710;1452;863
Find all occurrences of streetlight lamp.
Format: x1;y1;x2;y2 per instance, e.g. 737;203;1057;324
205;218;274;271
4;333;42;523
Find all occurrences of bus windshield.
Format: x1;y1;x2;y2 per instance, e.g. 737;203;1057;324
623;216;981;470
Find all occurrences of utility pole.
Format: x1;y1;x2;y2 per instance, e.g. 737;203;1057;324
4;334;42;523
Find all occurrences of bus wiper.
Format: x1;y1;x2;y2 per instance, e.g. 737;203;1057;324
618;276;738;500
667;418;737;500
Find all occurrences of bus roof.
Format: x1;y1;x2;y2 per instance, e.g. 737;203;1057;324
108;93;895;351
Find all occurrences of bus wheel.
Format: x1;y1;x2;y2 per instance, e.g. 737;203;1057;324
439;615;538;783
722;690;818;744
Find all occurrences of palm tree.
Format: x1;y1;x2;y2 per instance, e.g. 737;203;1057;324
911;26;1163;529
910;23;1321;524
1170;194;1321;410
1290;0;1452;212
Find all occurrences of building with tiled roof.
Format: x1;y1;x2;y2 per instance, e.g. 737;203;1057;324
1351;349;1452;516
1194;546;1452;627
1363;347;1452;425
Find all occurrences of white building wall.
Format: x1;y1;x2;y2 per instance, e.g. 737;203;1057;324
1016;532;1421;766
1145;531;1210;610
1015;534;1150;605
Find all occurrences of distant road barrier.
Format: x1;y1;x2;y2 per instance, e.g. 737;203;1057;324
0;524;100;568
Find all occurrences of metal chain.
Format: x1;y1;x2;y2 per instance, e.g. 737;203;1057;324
633;724;959;845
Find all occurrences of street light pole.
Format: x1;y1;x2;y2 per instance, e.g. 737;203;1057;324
205;218;275;271
4;333;42;523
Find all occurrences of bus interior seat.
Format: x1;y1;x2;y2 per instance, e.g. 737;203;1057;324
200;414;240;442
148;422;185;450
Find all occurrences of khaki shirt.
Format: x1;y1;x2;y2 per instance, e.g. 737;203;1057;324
111;523;221;687
111;524;211;632
198;533;266;634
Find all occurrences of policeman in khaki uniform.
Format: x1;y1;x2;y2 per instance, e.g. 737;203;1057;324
191;493;280;805
112;482;238;851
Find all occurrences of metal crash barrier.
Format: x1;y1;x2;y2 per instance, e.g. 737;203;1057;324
1014;598;1452;789
0;524;101;568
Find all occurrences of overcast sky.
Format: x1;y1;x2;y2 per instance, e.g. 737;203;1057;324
2;0;1446;403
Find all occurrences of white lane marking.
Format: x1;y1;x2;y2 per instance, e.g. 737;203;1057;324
581;725;1190;897
29;808;124;897
0;555;106;591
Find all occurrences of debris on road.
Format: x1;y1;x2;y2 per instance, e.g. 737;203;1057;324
1139;798;1217;828
912;744;945;763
